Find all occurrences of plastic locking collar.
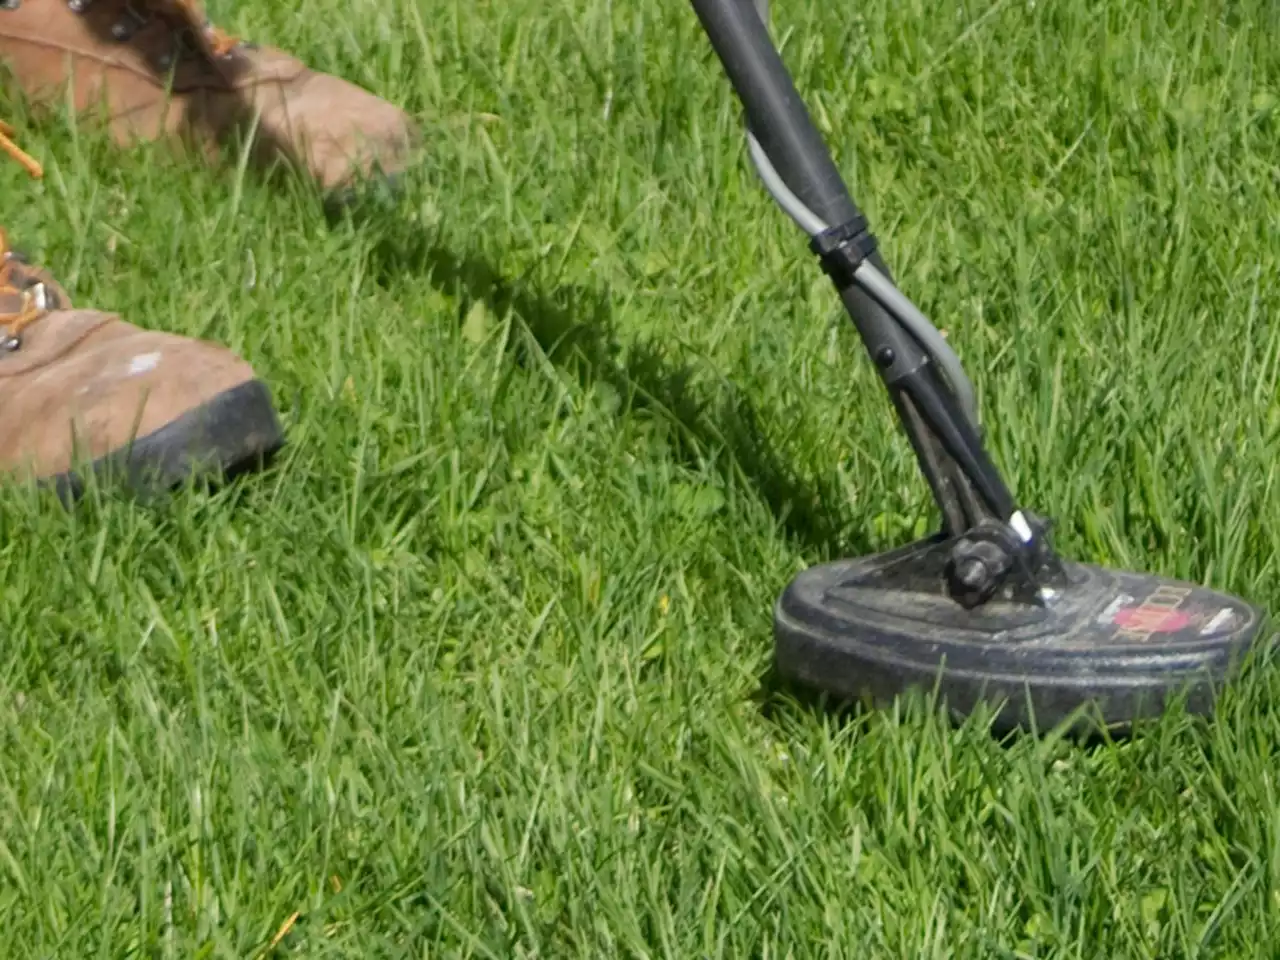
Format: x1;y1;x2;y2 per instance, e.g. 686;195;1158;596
809;214;878;287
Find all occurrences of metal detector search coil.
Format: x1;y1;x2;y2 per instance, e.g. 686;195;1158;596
689;0;1267;732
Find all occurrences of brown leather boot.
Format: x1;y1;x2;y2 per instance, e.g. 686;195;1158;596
0;226;283;499
0;0;416;193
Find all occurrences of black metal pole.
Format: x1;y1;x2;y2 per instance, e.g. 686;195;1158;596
687;0;935;378
688;0;972;528
689;0;1033;537
689;0;857;227
688;0;950;389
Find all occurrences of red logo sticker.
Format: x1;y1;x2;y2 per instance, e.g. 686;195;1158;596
1111;585;1194;642
1112;606;1191;634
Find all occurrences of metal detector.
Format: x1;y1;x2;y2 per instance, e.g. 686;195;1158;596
690;0;1267;731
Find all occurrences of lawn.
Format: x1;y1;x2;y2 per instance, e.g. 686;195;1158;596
3;0;1280;954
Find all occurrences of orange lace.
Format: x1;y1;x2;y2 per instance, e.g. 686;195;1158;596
0;228;48;338
164;0;242;58
0;121;42;179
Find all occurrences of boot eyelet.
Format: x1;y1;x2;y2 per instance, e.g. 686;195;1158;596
27;282;50;311
112;0;149;41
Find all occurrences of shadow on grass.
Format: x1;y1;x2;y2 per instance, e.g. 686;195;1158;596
331;196;914;732
339;200;864;558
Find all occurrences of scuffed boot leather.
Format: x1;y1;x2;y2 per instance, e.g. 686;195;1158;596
0;226;283;498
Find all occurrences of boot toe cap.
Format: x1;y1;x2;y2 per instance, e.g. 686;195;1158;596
266;69;419;191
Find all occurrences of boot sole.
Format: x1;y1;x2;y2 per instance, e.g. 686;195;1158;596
46;379;285;504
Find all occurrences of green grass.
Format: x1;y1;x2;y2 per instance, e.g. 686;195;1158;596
4;0;1280;954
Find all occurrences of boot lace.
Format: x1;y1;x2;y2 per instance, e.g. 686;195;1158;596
156;0;243;59
0;121;43;179
0;228;52;347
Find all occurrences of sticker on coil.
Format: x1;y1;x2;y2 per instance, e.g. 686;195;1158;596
1102;587;1239;642
1108;585;1193;642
